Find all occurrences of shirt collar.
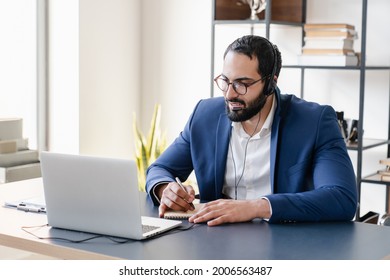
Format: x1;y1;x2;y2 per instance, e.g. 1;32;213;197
232;95;277;138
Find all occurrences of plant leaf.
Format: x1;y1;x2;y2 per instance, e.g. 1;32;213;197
132;105;167;192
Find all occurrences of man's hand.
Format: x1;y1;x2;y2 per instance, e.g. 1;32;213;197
188;198;271;226
156;181;195;218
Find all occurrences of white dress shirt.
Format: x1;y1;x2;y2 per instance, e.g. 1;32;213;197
222;96;276;200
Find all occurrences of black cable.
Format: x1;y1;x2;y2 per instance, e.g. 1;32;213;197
21;223;199;244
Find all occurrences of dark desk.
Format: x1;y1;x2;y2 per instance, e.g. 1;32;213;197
1;179;390;260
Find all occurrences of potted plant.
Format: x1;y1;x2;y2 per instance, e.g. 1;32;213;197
133;104;167;191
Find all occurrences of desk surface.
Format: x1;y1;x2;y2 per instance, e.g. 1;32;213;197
1;178;390;260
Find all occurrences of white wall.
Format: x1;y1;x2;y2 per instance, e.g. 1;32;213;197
48;0;79;153
47;0;140;158
79;0;140;159
77;0;210;158
140;0;211;143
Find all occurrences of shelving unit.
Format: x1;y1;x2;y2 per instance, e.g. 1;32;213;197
211;0;390;219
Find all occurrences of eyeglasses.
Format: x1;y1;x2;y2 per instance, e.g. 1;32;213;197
214;74;265;95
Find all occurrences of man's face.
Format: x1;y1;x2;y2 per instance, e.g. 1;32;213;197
221;51;267;122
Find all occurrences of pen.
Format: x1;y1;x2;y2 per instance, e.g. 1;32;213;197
175;177;195;209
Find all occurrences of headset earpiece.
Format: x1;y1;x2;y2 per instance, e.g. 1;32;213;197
263;40;278;96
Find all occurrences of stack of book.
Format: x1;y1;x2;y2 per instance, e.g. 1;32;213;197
298;23;359;66
378;158;390;182
0;118;41;184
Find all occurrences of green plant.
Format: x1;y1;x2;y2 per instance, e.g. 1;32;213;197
133;104;167;191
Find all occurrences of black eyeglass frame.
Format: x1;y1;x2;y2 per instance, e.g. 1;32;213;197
213;74;268;95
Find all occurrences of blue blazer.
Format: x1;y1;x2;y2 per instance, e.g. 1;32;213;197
146;88;357;223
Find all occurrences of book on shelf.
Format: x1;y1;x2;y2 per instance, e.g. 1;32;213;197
0;117;29;152
300;22;358;66
0;149;39;168
0;140;17;154
298;54;359;66
379;158;390;166
302;48;355;55
303;37;354;50
377;169;390;176
304;23;357;39
378;159;390;182
304;23;355;31
0;118;23;140
377;169;390;183
0;118;39;184
0;138;29;153
0;162;41;184
380;175;390;182
15;138;29;151
305;29;357;39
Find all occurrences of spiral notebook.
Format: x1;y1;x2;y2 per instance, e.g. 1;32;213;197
164;203;204;220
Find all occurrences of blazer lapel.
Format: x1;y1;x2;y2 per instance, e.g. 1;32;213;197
270;111;280;193
270;88;291;193
214;113;231;198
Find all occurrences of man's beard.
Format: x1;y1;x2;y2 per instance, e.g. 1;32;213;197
226;92;268;122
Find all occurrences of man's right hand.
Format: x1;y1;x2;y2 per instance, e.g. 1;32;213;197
156;181;195;217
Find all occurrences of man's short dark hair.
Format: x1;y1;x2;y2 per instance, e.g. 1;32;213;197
223;35;282;80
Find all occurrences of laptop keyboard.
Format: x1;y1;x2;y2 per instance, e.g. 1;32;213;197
142;224;160;234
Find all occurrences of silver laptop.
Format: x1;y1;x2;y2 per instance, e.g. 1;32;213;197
40;152;181;240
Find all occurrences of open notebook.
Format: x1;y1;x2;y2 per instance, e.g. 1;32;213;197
164;203;204;219
40;152;182;240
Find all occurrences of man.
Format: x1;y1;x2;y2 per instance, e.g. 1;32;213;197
146;35;357;226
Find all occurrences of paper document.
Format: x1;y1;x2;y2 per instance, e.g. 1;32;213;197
4;196;46;213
